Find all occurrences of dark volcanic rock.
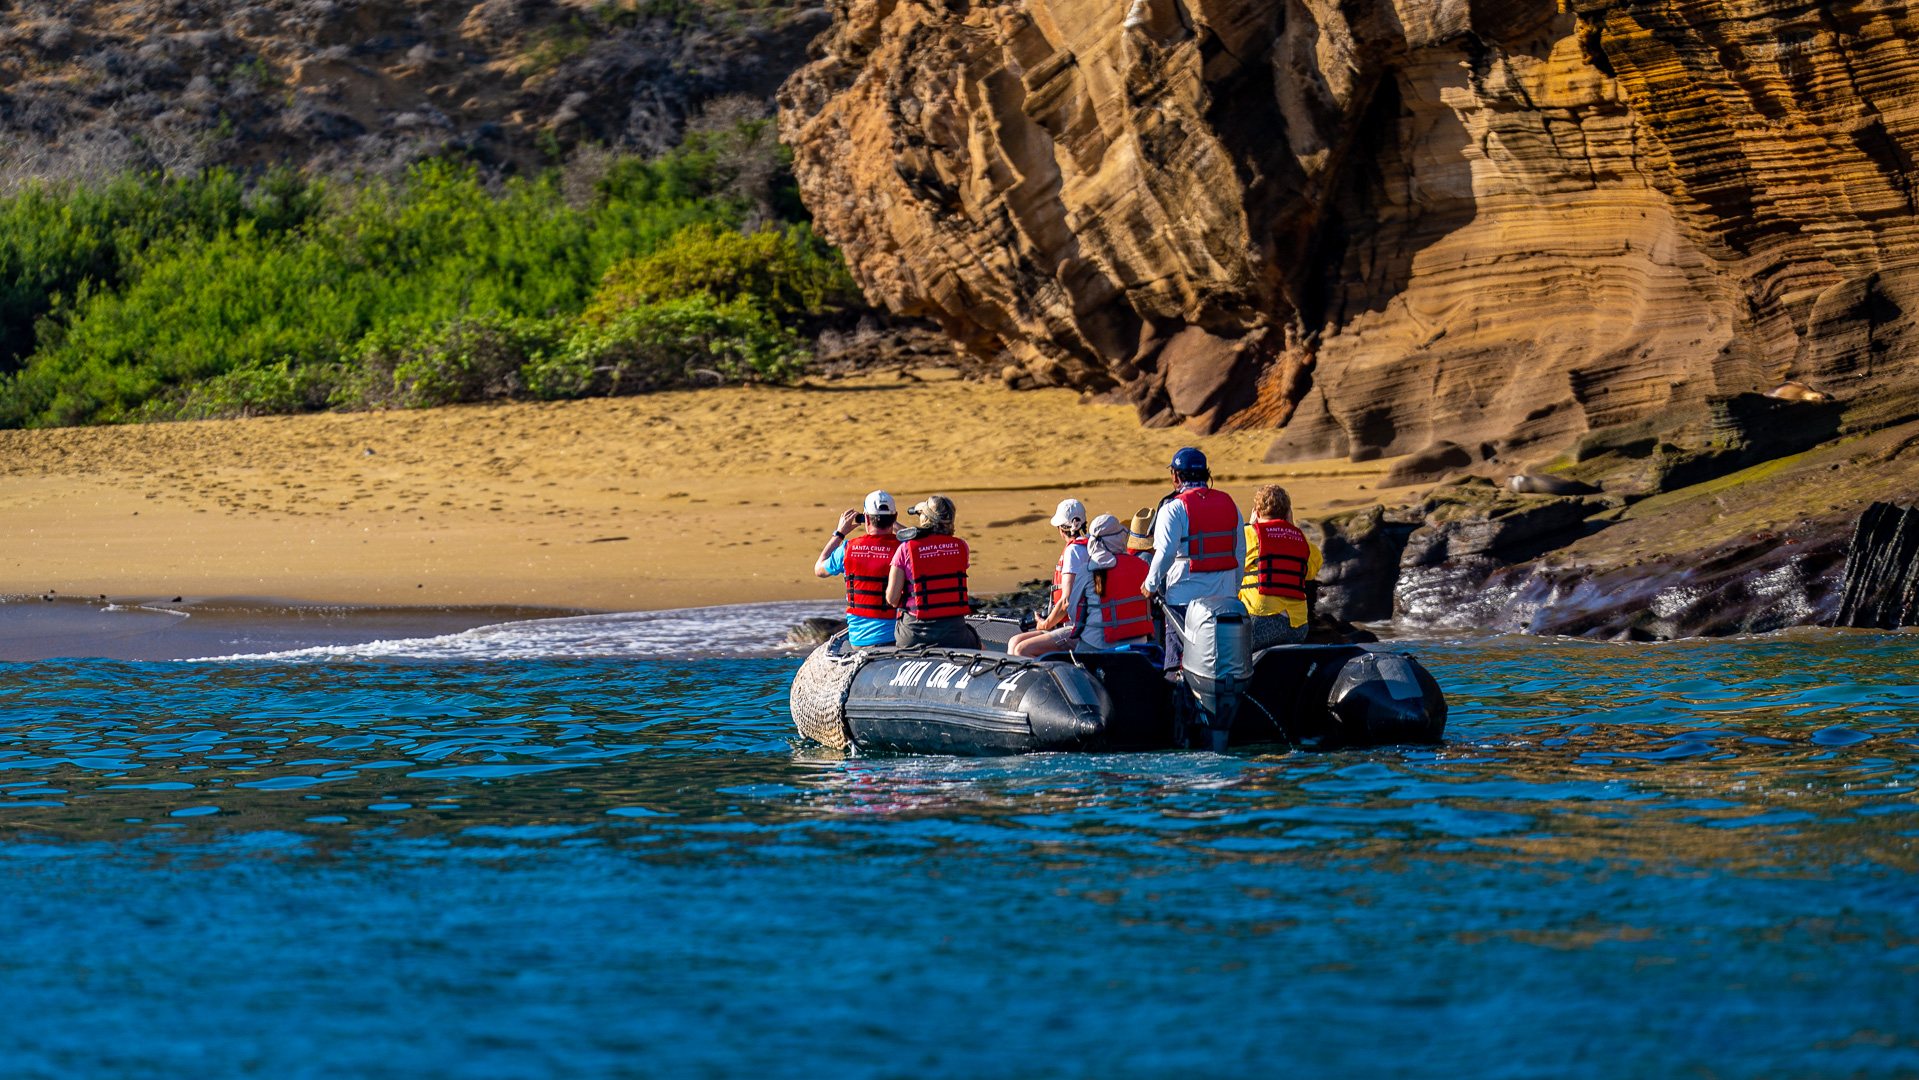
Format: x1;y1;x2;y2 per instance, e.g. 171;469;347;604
1834;502;1919;629
1303;505;1416;623
784;616;847;647
1399;495;1606;569
1391;530;1849;639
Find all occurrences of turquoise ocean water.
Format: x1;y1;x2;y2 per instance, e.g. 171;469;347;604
0;605;1915;1077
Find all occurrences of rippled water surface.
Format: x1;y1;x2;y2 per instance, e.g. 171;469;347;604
2;618;1917;1078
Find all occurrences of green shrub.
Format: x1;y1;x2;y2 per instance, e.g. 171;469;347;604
342;313;565;409
585;222;859;325
135;360;348;422
596;116;806;220
525;294;807;399
0;125;862;427
0;167;323;374
0;224;364;427
1;161;741;426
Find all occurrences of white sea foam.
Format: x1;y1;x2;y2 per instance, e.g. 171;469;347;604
190;601;842;663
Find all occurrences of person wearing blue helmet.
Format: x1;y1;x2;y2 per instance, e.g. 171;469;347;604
1141;445;1246;660
1143;447;1246;607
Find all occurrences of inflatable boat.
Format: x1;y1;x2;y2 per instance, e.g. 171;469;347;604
789;606;1446;756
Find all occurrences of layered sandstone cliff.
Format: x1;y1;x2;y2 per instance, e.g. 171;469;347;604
778;0;1919;461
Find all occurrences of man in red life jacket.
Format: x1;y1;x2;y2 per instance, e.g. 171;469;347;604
1238;483;1322;649
1142;446;1246;611
812;490;902;648
1009;497;1091;657
1077;514;1155;651
884;494;981;649
1142;447;1247;749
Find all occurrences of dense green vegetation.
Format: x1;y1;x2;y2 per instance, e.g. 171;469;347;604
0;121;862;428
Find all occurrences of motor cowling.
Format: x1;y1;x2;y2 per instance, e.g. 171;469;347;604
1179;596;1252;736
1327;652;1447;746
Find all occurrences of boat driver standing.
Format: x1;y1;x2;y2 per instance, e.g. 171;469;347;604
1141;446;1246;670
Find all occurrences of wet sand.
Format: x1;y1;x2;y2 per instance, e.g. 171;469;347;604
0;374;1388;613
0;596;580;662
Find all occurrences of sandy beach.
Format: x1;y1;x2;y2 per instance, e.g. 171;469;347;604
0;374;1390;611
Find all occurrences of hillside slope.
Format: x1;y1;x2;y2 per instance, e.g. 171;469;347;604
0;0;824;182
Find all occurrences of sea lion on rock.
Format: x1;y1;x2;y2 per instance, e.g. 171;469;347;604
1765;381;1830;403
1508;474;1599;496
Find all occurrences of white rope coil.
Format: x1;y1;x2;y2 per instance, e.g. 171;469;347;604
789;632;865;749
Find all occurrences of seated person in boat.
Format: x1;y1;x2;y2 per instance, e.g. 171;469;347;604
1126;507;1155;561
1239;483;1321;649
1076;514;1156;652
1008;497;1091;657
1142;446;1246;665
812;489;901;649
886;494;981;649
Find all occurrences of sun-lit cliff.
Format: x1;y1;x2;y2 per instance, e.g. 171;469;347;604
779;0;1919;463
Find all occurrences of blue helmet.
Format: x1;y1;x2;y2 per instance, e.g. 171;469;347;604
1170;446;1208;471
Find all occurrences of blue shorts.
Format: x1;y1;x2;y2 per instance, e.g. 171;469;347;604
844;613;896;648
823;546;898;647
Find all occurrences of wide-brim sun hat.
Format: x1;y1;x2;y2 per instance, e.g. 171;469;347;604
1127;507;1154;551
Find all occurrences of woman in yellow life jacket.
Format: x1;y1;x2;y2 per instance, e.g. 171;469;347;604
1239;484;1322;649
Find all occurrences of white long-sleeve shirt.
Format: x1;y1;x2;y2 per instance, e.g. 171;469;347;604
1145;488;1246;605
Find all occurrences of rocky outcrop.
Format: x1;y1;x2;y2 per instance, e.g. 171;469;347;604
1305;483;1849;638
778;0;1919;457
1393;528;1849;638
1835;501;1919;628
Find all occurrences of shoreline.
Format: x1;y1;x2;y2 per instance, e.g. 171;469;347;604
0;375;1392;612
13;370;1901;646
0;594;593;662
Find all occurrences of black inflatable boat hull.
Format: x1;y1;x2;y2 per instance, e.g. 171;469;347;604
844;652;1110;754
828;644;1445;756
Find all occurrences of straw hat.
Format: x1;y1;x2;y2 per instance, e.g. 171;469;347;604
1126;507;1155;552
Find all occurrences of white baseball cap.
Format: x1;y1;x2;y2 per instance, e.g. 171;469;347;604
863;490;896;515
1050;497;1087;528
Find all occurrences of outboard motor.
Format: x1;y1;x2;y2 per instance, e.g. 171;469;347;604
1176;596;1253;752
1326;651;1447;746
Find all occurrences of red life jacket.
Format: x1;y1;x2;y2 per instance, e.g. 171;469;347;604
1176;487;1241;571
1050;538;1087;608
1248;519;1310;600
901;534;972;619
843;533;901;618
1085;552;1153;642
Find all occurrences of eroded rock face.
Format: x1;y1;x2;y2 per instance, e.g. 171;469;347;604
778;0;1919;453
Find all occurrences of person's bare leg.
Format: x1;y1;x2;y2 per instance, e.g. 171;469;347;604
1007;630;1045;657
